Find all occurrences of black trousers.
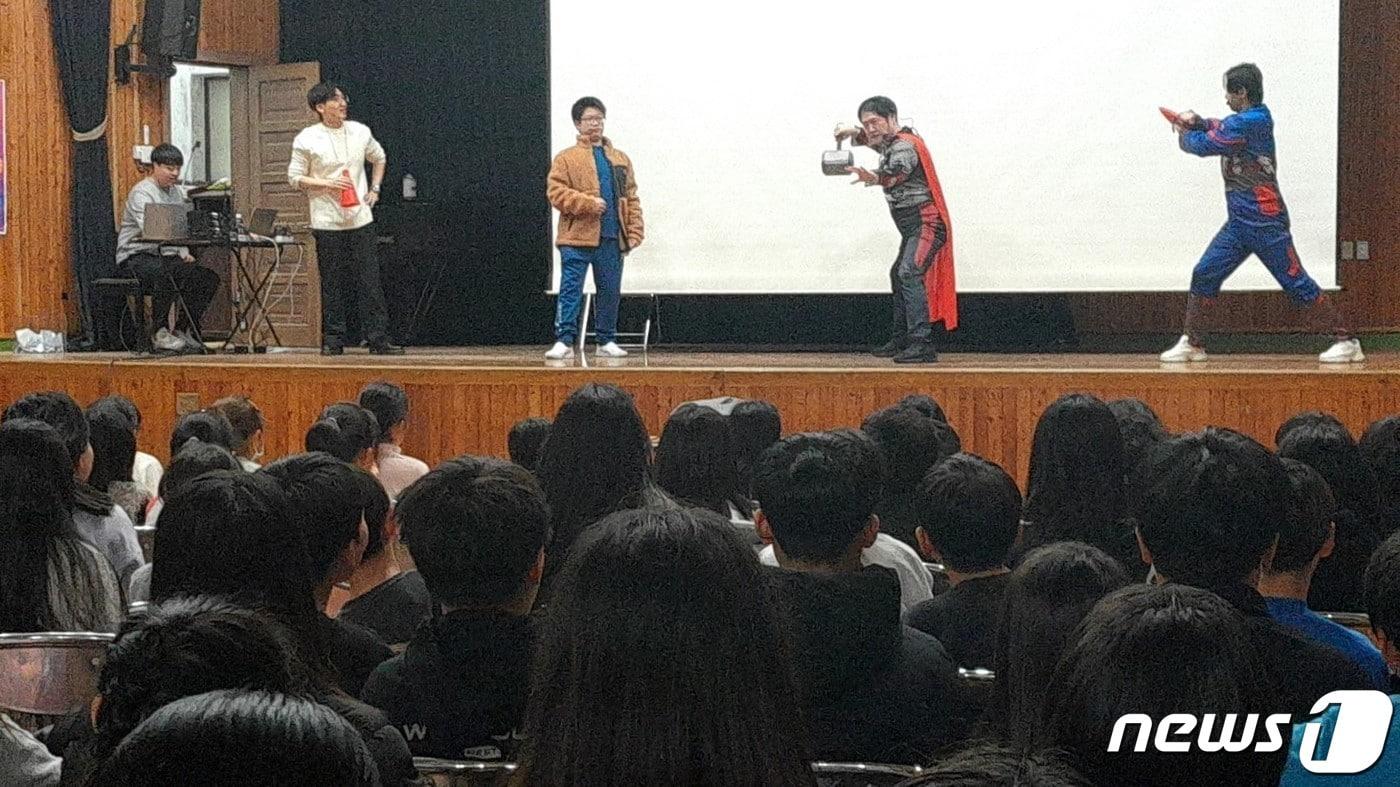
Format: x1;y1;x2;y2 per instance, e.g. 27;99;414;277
120;252;219;332
313;224;389;348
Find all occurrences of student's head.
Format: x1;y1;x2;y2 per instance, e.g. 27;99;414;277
93;690;378;787
536;383;651;559
1107;397;1167;475
1132;428;1286;587
4;390;92;479
211;395;265;461
857;95;900;145
1264;458;1337;579
1365;532;1400;666
92;596;308;758
1224;62;1264;109
656;403;748;517
149;143;184;188
397;456;549;611
729;399;781;495
1025;393;1128;550
914;453;1021;573
90;395;142;432
357;381;409;444
353;466;392;562
1276;415;1380;526
989;541;1129;748
752;430;883;567
507;417;552;474
305;402;379;470
896;393;948;423
261;453;369;591
1359;414;1400;525
157;440;242;499
862;404;961;495
571;96;607;140
0;419;78;632
519;506;811;786
1041;584;1285;787
150;471;320;639
86;404;139;490
169;409;236;458
307;81;349;124
903;744;1091;787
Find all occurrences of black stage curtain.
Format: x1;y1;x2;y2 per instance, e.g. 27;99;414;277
49;0;118;348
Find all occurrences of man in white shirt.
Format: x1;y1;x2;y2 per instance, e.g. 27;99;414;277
287;83;403;356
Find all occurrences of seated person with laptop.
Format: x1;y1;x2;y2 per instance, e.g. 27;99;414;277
115;143;219;353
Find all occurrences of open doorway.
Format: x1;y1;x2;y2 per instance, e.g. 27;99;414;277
169;64;232;184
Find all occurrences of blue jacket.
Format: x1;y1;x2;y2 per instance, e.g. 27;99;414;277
1180;104;1289;227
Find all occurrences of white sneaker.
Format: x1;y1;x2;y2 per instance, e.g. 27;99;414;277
596;342;628;357
152;328;186;352
173;329;204;352
1319;338;1365;364
544;341;574;360
1158;335;1207;363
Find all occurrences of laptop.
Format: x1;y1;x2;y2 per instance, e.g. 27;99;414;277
142;203;189;241
248;208;278;237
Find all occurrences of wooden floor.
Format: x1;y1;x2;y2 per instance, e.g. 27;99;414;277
4;346;1398;482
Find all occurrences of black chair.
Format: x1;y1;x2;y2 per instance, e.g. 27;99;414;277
413;758;517;786
812;762;922;787
93;277;149;352
0;632;114;729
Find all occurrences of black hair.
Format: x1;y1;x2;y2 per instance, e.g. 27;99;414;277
1024;394;1135;568
570;96;606;124
305;402;379;466
87;405;138;490
1107;398;1168;474
92;596;308;760
3;390;90;468
90;394;142;432
987;542;1129;749
1131;428;1286;587
1275;410;1347;448
260;453;366;587
93;690;377;786
1269;458;1337;574
730;399;781;496
1040;584;1285;787
157;440;242;499
752;430;883;563
397;455;550;607
357;380;409;438
507;417;552;474
1360;414;1400;536
149;143;183;168
858;95;898;119
169;409;236;457
211;395;265;455
518;506;811;786
1225;63;1264;104
1364;531;1400;647
916;453;1022;573
353;466;392;560
904;743;1091;787
0;419;80;632
1276;417;1382;611
656;403;751;517
306;81;346;112
862;404;961;494
896;393;948;424
536;383;651;572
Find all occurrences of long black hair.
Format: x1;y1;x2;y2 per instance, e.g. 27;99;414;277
0;419;81;631
305;402;379;467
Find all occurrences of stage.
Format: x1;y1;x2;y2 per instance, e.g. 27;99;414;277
4;347;1398;481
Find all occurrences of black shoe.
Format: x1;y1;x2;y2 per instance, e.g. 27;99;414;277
369;343;406;356
320;344;344;356
871;339;906;358
893;343;939;363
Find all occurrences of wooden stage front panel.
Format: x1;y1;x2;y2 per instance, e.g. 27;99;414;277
3;348;1398;483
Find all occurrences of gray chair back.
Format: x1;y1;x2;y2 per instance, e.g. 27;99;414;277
1320;611;1376;644
812;761;922;786
413;758;517;787
133;525;157;563
0;632;114;716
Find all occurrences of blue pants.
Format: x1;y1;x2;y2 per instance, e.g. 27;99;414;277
1190;219;1321;304
555;241;623;344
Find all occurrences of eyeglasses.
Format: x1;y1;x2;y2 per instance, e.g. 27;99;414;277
579;116;606;125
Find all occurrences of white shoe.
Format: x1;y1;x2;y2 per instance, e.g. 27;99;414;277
1319;338;1364;364
1159;335;1207;363
596;342;628;357
152;328;186;352
544;341;574;360
173;329;204;352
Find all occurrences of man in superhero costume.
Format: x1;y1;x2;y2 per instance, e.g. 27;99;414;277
836;96;957;364
1160;64;1362;364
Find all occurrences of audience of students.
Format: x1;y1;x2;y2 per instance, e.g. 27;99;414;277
656;402;754;520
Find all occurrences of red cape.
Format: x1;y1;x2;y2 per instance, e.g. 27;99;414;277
896;130;958;331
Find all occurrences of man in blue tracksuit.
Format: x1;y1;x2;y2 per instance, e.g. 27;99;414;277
1160;63;1362;364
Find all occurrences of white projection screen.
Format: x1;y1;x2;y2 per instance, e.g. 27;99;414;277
549;0;1339;294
